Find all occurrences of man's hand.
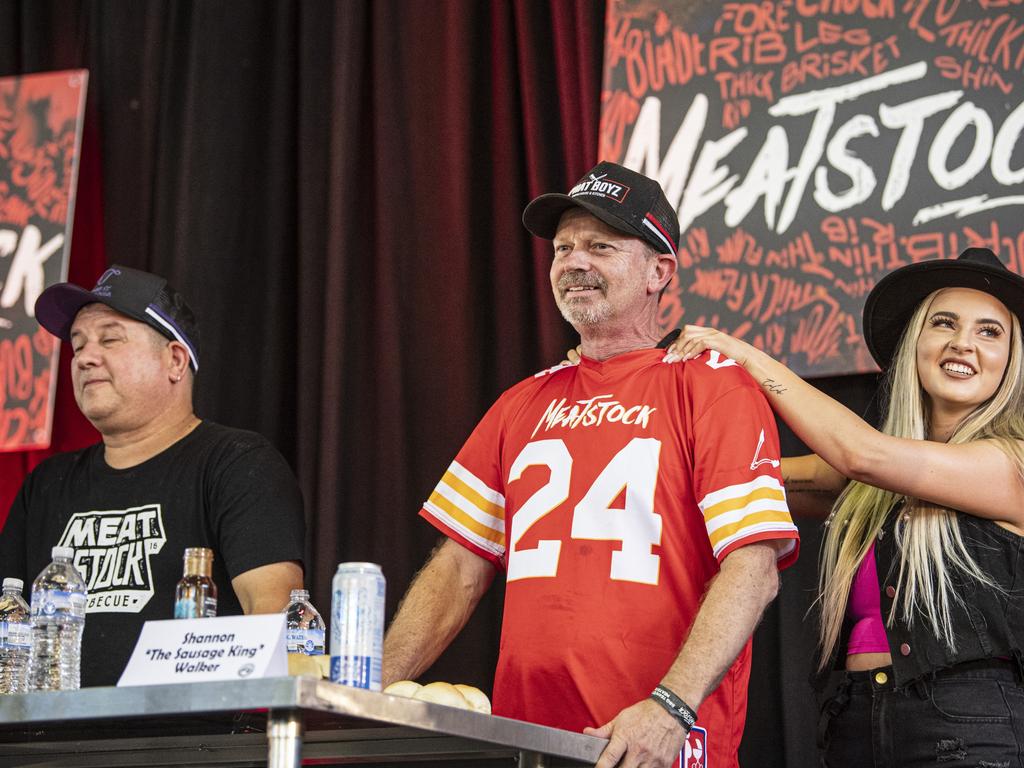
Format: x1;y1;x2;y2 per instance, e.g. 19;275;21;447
584;698;687;768
582;542;781;767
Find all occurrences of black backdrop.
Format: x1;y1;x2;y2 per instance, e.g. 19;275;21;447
0;2;881;765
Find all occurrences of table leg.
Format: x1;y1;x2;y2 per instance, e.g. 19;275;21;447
518;751;548;768
267;709;304;768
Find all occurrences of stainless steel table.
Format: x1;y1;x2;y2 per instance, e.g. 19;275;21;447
0;676;604;768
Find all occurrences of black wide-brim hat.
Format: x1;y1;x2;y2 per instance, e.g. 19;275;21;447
863;247;1024;368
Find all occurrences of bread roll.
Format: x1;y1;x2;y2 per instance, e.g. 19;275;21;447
454;684;491;714
413;681;471;709
287;653;322;677
314;654;331;679
383;679;423;698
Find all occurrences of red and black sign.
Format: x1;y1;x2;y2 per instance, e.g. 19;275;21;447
0;70;88;450
601;0;1024;376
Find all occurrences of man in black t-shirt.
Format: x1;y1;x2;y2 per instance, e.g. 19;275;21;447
0;266;305;686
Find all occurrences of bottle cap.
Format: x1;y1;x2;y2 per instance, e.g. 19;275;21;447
335;562;382;573
289;589;309;601
183;547;214;560
2;577;23;591
51;545;74;560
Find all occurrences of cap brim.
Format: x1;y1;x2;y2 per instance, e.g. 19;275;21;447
35;282;156;344
864;261;1024;367
522;193;644;244
34;283;108;342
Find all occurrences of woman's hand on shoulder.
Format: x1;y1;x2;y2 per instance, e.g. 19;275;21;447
664;325;755;367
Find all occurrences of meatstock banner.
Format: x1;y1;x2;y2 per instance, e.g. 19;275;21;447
600;0;1024;376
0;70;88;451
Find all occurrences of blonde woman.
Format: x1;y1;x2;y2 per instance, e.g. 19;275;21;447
668;247;1024;767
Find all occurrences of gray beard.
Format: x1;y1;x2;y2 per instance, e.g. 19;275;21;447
557;299;612;327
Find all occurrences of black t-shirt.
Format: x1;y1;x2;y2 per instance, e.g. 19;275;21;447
0;421;305;687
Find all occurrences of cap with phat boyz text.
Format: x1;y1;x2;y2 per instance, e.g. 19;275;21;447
522;161;679;255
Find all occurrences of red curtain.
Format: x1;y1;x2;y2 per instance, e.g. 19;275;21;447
288;0;607;686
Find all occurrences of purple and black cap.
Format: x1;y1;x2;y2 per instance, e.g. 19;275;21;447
34;265;200;372
522;161;680;256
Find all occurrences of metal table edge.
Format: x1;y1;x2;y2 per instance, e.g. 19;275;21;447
0;677;605;764
300;679;606;763
0;677;304;723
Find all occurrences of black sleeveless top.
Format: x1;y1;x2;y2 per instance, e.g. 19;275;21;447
814;510;1024;690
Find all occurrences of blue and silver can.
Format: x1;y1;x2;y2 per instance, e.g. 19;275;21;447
330;562;385;690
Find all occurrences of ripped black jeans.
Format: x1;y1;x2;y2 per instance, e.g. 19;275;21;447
818;661;1024;767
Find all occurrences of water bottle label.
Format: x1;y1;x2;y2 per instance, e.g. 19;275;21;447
0;620;31;649
31;589;86;619
205;597;217;617
287;628;325;655
305;628;325;654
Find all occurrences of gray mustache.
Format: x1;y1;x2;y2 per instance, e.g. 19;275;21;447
559;271;607;292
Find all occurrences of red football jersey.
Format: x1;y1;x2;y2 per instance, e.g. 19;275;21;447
421;348;799;768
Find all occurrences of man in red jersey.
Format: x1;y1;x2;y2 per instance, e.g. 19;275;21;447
383;162;799;768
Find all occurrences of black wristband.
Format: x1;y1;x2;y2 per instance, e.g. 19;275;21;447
649;685;697;732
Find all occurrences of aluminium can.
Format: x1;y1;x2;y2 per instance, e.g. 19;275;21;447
330;562;385;690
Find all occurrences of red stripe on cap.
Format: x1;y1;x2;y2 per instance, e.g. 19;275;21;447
645;213;677;254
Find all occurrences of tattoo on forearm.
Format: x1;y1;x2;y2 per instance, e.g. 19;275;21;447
762;378;788;395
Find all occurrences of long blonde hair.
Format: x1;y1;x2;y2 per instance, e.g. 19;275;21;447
818;290;1024;668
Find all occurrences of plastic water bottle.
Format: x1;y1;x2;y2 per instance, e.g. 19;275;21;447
284;589;325;655
27;547;87;691
0;578;31;694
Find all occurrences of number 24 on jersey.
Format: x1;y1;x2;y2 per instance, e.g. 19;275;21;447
507;437;663;585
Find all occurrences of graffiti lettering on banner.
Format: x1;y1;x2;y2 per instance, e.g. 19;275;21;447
601;1;1024;376
0;70;88;450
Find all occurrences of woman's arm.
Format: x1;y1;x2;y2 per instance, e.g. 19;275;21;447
569;343;843;517
781;454;846;519
669;326;1024;530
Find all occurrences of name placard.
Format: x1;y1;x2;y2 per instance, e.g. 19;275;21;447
117;614;287;687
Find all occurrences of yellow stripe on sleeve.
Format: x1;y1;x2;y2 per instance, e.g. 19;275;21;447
442;470;505;521
701;486;786;523
708;510;795;549
427;490;505;546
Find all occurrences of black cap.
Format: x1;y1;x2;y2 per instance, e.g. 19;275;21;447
522;161;680;255
35;265;200;372
863;247;1024;368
